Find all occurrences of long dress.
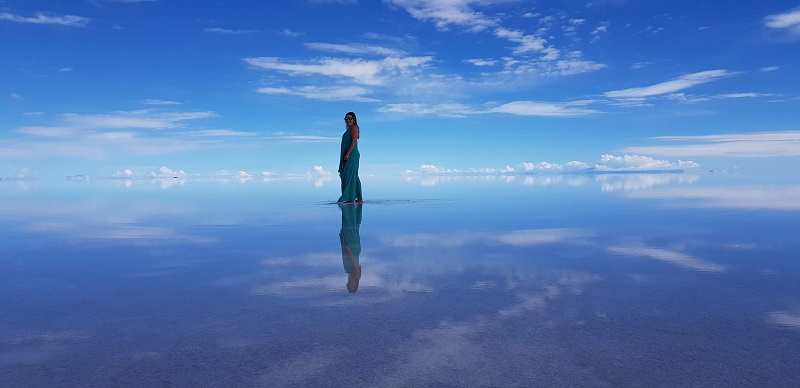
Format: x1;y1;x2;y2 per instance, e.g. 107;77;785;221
337;127;362;202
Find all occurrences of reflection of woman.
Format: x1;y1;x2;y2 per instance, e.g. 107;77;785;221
339;203;362;293
337;112;363;204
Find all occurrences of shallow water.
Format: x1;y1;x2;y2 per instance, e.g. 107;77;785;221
1;172;799;387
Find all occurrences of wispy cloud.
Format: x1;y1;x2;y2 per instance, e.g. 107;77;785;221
620;131;800;157
265;135;339;143
188;129;255;137
765;8;800;36
2;109;217;160
245;56;432;86
0;12;89;27
141;99;182;105
604;70;735;98
378;100;599;118
256;85;379;102
491;101;599;116
204;27;259;34
304;42;406;56
59;110;217;130
387;0;498;32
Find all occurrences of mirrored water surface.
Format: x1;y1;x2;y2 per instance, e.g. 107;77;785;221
2;172;799;387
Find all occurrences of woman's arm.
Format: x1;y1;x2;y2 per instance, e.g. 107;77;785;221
343;125;359;161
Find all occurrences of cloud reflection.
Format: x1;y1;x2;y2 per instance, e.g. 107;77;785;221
623;185;800;210
767;311;800;330
608;245;725;273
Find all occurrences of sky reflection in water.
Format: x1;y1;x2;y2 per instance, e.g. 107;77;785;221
1;172;799;387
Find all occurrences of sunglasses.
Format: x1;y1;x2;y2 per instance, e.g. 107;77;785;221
344;117;354;121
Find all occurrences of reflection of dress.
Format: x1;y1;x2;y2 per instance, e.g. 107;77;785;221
339;204;362;274
337;127;362;203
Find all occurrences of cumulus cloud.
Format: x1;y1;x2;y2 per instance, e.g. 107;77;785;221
604;70;735;98
151;166;187;178
406;155;698;176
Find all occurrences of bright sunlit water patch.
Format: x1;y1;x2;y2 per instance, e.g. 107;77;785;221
1;171;799;386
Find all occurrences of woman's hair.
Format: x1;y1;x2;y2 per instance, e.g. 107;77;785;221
346;111;358;126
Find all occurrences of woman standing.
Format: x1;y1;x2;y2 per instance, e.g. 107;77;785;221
338;112;363;204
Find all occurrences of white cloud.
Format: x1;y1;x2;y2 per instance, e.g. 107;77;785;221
465;58;497;67
387;0;497;32
377;103;478;118
760;66;780;72
245;56;432;86
2;109;217;161
311;166;331;176
256;85;379;102
604;70;734;98
305;42;406;56
204;27;259;34
713;93;770;99
189;129;254;137
59;110;217;130
279;28;304;37
141;99;182;105
152;166;187;178
406;155;697;177
765;8;800;36
15;126;81;137
494;27;557;58
491;101;599;116
0;12;89;27
620;131;800;157
265;135;338;143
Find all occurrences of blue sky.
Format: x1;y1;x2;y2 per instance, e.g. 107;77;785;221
2;0;799;180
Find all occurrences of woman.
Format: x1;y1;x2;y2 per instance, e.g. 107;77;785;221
337;112;363;203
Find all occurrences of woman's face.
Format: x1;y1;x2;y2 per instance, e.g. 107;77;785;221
344;115;354;127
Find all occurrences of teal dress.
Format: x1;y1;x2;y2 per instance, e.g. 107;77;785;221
337;127;363;202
